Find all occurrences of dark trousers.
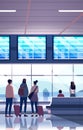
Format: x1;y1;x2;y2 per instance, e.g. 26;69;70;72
31;101;38;113
20;97;27;114
5;98;13;115
70;93;76;97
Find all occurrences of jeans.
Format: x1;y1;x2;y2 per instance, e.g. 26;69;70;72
70;93;76;97
5;98;13;115
31;101;38;113
20;97;27;114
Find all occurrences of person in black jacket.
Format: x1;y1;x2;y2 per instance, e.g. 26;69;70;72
19;78;29;117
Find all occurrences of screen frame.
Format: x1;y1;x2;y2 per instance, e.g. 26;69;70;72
17;35;47;61
0;35;10;61
53;34;83;63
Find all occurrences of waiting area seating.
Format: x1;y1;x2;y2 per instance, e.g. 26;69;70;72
46;97;83;115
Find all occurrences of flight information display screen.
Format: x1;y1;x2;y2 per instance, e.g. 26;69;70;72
0;36;9;60
18;36;46;60
53;36;83;59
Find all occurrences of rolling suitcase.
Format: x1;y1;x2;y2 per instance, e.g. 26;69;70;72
14;105;20;117
37;106;44;116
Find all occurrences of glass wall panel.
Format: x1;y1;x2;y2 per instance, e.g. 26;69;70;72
32;64;52;75
0;64;12;101
0;76;11;101
12;64;31;75
74;76;83;96
53;76;72;97
53;64;74;97
74;64;83;97
53;64;73;75
0;64;11;75
74;64;83;75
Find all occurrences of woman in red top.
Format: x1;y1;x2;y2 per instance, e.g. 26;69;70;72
57;90;64;97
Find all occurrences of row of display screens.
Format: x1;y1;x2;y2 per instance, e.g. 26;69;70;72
0;35;83;60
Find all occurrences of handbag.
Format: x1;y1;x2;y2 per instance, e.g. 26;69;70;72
28;91;34;100
28;86;37;100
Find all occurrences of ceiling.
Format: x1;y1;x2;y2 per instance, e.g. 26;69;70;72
0;0;83;35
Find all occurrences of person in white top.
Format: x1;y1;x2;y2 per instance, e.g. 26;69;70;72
70;81;76;97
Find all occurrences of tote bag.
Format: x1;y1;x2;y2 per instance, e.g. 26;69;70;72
28;86;37;100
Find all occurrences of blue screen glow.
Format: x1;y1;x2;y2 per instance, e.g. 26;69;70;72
53;36;83;59
0;36;9;60
18;36;46;60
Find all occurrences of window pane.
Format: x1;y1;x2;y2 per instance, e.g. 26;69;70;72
0;64;11;75
53;76;72;97
32;64;52;75
12;64;31;75
74;64;83;75
0;76;11;101
74;76;83;97
53;64;73;75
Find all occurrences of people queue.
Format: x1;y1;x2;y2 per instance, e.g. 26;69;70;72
5;79;39;117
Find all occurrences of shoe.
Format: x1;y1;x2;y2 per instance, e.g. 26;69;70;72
31;114;34;117
19;113;21;117
24;114;28;117
35;114;38;117
5;115;9;117
9;115;13;117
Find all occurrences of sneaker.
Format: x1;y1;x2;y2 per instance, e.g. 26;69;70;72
35;114;38;117
31;114;34;117
5;115;9;117
19;113;21;117
24;114;28;117
9;115;13;117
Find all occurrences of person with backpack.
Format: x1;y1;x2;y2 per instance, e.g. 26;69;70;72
19;78;29;117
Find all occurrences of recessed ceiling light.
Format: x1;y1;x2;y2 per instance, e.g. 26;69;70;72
0;10;16;12
58;10;83;12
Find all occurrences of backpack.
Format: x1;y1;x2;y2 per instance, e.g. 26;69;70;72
18;87;24;96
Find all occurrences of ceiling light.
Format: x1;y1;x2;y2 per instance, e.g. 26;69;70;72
58;10;83;12
0;10;16;12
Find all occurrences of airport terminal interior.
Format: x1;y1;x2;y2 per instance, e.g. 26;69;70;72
0;0;83;130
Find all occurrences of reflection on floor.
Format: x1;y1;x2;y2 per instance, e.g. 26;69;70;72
0;114;83;130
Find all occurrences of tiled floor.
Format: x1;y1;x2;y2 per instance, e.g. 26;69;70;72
0;114;83;130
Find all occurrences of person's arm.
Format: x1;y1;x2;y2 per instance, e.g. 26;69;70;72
11;86;14;98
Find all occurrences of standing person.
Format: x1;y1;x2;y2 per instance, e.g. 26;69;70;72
30;80;39;117
19;78;29;117
70;81;76;97
5;79;14;117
